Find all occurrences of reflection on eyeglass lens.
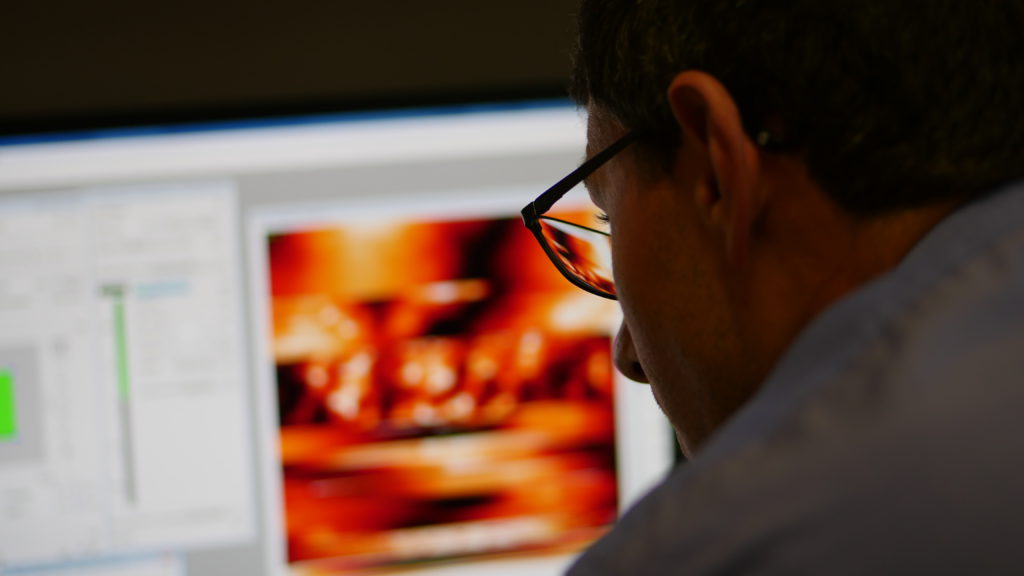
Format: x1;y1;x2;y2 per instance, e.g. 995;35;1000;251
539;218;615;295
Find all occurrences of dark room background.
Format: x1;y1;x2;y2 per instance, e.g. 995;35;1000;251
1;0;580;134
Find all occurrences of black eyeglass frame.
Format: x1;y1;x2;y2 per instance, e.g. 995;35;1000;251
521;124;791;300
521;131;638;300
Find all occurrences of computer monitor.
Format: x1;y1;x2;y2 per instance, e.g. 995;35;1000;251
0;101;675;576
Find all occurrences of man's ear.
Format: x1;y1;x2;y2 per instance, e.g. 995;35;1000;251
666;71;764;266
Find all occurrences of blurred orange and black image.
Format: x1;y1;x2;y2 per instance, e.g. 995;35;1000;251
266;206;621;573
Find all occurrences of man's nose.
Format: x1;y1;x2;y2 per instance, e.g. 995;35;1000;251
614;321;649;383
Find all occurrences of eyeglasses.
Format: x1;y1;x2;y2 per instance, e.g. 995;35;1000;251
521;131;638;300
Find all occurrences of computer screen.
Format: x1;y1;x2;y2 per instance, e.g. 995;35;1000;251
0;102;674;576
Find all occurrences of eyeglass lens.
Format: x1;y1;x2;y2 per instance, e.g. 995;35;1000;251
537;215;615;297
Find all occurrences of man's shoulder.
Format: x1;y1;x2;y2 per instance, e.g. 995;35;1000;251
573;336;1024;575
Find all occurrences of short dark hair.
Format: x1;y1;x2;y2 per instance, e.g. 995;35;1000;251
572;0;1024;214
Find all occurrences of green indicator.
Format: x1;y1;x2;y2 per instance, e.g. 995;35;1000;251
0;370;16;440
113;295;131;400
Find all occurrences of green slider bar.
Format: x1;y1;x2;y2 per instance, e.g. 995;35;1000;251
102;283;137;504
114;295;130;400
0;369;16;440
102;285;131;400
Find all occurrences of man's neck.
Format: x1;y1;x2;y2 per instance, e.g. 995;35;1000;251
812;200;962;312
734;168;962;411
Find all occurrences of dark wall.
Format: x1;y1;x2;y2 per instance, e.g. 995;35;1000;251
1;1;579;133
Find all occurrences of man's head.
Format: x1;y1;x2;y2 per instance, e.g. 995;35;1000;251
574;0;1024;213
572;0;1024;454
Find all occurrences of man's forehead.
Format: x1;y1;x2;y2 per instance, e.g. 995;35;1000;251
585;105;629;154
582;107;618;199
584;106;611;153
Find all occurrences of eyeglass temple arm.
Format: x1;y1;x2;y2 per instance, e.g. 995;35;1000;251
528;131;639;217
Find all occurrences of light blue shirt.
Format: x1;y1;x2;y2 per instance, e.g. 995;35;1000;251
569;181;1024;574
